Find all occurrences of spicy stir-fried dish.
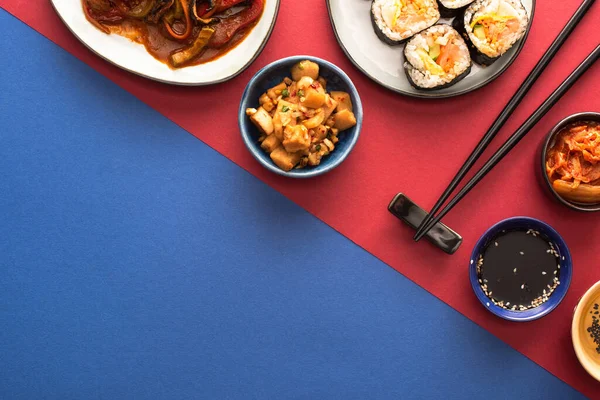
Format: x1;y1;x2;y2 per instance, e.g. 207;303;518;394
246;60;357;172
546;121;600;204
83;0;264;68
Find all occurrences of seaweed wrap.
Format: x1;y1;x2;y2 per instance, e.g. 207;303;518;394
437;0;475;18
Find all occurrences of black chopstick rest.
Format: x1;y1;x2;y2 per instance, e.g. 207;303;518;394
388;193;462;255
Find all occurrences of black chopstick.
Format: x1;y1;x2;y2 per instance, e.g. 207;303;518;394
414;44;600;242
414;0;596;240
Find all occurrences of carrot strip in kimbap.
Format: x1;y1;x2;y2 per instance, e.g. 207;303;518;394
404;25;472;90
437;0;476;18
371;0;441;45
453;0;529;65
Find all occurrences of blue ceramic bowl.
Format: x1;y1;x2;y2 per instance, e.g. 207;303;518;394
238;56;363;178
469;217;572;322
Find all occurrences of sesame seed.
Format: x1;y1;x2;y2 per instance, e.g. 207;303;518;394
521;284;525;289
519;251;524;255
513;268;517;273
542;271;547;275
486;302;490;307
494;241;498;247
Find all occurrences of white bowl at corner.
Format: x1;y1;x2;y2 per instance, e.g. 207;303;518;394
51;0;280;85
572;280;600;382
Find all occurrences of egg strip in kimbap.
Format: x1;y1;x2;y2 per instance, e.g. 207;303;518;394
371;0;441;45
404;25;472;90
453;0;529;65
437;0;476;17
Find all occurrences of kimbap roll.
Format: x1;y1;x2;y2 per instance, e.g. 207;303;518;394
371;0;441;45
453;0;529;66
436;0;476;18
404;25;472;90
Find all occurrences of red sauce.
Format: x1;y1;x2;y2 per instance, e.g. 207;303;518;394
82;0;264;68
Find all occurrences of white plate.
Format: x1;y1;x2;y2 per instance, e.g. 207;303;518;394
51;0;280;85
326;0;535;98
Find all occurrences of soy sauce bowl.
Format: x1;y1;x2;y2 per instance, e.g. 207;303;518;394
540;112;600;212
469;217;573;322
238;56;362;178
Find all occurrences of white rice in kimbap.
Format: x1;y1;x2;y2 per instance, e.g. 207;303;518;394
371;0;440;45
458;0;529;64
404;25;472;90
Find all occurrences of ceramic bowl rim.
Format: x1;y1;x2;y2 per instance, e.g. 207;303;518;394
540;112;600;212
469;216;572;322
572;280;600;382
238;55;363;178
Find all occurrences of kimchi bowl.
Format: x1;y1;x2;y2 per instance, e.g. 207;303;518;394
541;112;600;212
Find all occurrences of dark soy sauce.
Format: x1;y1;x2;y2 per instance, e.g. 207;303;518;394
477;230;561;310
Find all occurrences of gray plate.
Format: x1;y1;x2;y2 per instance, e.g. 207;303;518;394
326;0;535;98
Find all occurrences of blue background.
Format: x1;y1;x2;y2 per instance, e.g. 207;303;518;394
0;10;586;399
